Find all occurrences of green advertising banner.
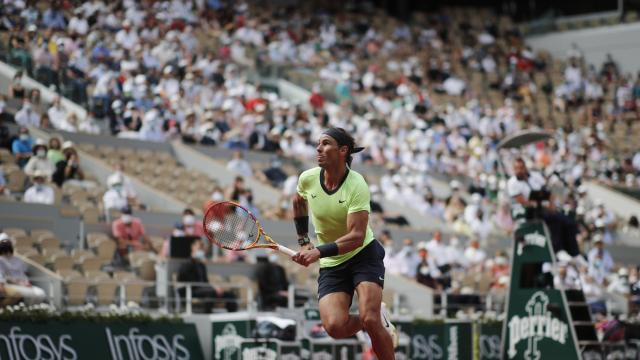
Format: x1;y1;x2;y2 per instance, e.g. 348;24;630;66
410;321;472;360
301;338;362;360
238;339;301;360
501;221;581;360
211;317;255;360
0;321;204;360
478;322;502;360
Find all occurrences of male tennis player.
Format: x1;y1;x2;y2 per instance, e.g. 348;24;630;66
292;127;398;359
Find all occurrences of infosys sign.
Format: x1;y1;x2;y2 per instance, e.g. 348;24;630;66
0;322;203;360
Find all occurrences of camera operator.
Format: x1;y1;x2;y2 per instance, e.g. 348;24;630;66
507;158;580;256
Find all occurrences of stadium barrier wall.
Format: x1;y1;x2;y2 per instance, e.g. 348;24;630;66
0;319;204;360
170;140;283;208
583;181;640;222
526;22;640;74
0;201;81;248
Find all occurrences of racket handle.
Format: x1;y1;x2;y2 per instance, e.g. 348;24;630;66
277;244;297;257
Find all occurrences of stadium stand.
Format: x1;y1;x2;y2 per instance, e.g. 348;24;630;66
1;0;640;358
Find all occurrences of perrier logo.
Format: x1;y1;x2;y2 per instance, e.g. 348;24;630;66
507;291;569;359
215;323;243;360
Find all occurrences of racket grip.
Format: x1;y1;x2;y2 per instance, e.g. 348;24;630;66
277;244;297;257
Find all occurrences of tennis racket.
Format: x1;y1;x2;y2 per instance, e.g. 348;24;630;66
203;201;296;256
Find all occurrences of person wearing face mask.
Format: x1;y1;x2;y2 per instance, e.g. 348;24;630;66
23;170;55;205
177;239;238;313
161;208;208;260
107;164;138;207
24;139;55;180
11;127;34;168
103;176;129;219
111;207;154;262
180;208;204;237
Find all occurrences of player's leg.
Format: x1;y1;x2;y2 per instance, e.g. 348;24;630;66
317;263;362;339
318;292;362;338
355;281;395;360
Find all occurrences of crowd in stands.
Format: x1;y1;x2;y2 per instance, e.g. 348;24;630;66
0;0;639;318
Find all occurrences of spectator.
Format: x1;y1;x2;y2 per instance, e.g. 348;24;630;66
464;239;487;266
395;238;421;278
225;176;246;202
0;235;46;305
23;170;55;205
111;207;154;263
14;101;40;127
107;164;138;207
177;238;238;313
8;71;26;100
179;208;204;237
11;127;34;168
52;142;86;187
587;236;613;284
0;168;7;196
607;268;630;296
29;89;42;108
426;231;448;270
42;2;66;30
47;96;68;129
255;252;297;310
415;245;442;290
444;237;466;268
226;151;253;179
24;139;55;180
255;157;288;188
47;137;65;165
103;175;129;217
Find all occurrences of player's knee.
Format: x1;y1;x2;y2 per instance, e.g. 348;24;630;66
324;316;348;338
360;311;381;332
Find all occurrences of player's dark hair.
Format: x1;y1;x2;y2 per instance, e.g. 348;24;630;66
323;127;364;167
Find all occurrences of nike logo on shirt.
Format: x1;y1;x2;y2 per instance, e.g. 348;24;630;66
338;200;346;203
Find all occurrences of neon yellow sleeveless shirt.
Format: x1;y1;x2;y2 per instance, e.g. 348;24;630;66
296;167;375;268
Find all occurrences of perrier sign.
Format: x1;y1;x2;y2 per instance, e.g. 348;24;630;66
501;220;581;360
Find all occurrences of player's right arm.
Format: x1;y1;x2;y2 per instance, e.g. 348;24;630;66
293;175;313;250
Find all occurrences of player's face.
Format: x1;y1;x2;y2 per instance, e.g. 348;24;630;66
316;135;346;167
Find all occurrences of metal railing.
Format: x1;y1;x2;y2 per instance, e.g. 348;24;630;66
22;276;322;316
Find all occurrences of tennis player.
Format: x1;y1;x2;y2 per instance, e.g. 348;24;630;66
292;127;398;359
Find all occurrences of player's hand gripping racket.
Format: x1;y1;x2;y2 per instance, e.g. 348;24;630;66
203;201;296;257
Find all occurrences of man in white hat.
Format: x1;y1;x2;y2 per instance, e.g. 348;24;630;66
103;175;129;217
24;139;55;180
23;170;55;205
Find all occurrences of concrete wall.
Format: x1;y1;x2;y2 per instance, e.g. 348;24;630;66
171;140;283;207
0;201;81;247
526;22;640;73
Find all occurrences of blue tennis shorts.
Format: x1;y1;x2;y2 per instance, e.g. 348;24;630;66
317;240;386;299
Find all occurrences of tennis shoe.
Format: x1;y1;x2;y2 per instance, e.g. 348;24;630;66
380;302;398;348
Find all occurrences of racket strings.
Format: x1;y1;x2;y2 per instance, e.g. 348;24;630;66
204;203;259;250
